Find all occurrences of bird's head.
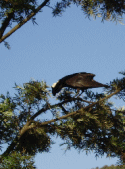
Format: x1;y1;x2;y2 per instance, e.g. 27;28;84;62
52;82;58;88
51;81;59;96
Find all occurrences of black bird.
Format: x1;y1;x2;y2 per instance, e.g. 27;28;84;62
52;72;109;96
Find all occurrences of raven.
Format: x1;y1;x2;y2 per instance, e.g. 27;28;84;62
52;72;109;96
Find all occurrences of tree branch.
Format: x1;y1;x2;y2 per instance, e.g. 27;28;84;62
1;89;121;157
30;97;93;120
30;89;121;121
1;136;19;157
0;0;50;43
0;11;14;38
31;89;121;127
1;121;31;157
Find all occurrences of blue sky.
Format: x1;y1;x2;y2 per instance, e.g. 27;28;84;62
1;3;125;169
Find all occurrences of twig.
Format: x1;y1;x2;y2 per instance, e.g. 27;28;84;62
33;89;121;127
1;89;121;157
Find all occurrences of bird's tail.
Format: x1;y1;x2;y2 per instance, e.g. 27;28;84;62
92;81;109;88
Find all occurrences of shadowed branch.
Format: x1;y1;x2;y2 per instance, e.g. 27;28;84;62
0;0;50;43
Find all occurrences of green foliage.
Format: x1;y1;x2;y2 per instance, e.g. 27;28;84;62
1;0;125;44
56;100;125;158
17;127;51;155
1;80;51;156
52;0;125;22
0;91;17;143
1;0;125;24
0;73;125;167
0;152;36;169
0;0;37;22
92;164;125;169
14;80;49;107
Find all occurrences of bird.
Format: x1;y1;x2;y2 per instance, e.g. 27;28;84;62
52;72;109;96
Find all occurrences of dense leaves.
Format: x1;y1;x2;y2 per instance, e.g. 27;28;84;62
0;72;125;168
1;1;125;168
1;0;125;43
17;127;51;155
0;152;36;169
0;0;37;21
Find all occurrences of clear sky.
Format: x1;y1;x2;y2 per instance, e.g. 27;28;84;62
1;3;125;169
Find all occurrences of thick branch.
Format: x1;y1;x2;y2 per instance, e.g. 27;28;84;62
2;121;31;157
1;97;95;157
1;89;121;157
0;0;50;43
0;11;14;38
1;136;19;157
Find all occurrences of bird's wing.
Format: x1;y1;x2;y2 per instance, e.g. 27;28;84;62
66;73;95;88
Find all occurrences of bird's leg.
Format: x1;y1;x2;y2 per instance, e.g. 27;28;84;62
73;88;79;97
74;89;83;98
78;90;84;97
76;88;80;95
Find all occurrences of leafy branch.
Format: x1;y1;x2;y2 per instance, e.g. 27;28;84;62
1;88;121;157
0;0;50;43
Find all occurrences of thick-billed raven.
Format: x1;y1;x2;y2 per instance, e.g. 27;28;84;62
52;72;109;96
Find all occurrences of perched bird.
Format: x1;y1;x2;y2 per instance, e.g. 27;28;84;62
52;72;109;96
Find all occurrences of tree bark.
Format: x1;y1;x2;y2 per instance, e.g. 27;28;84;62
0;11;14;39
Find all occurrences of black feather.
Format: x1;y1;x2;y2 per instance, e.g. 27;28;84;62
52;72;109;96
